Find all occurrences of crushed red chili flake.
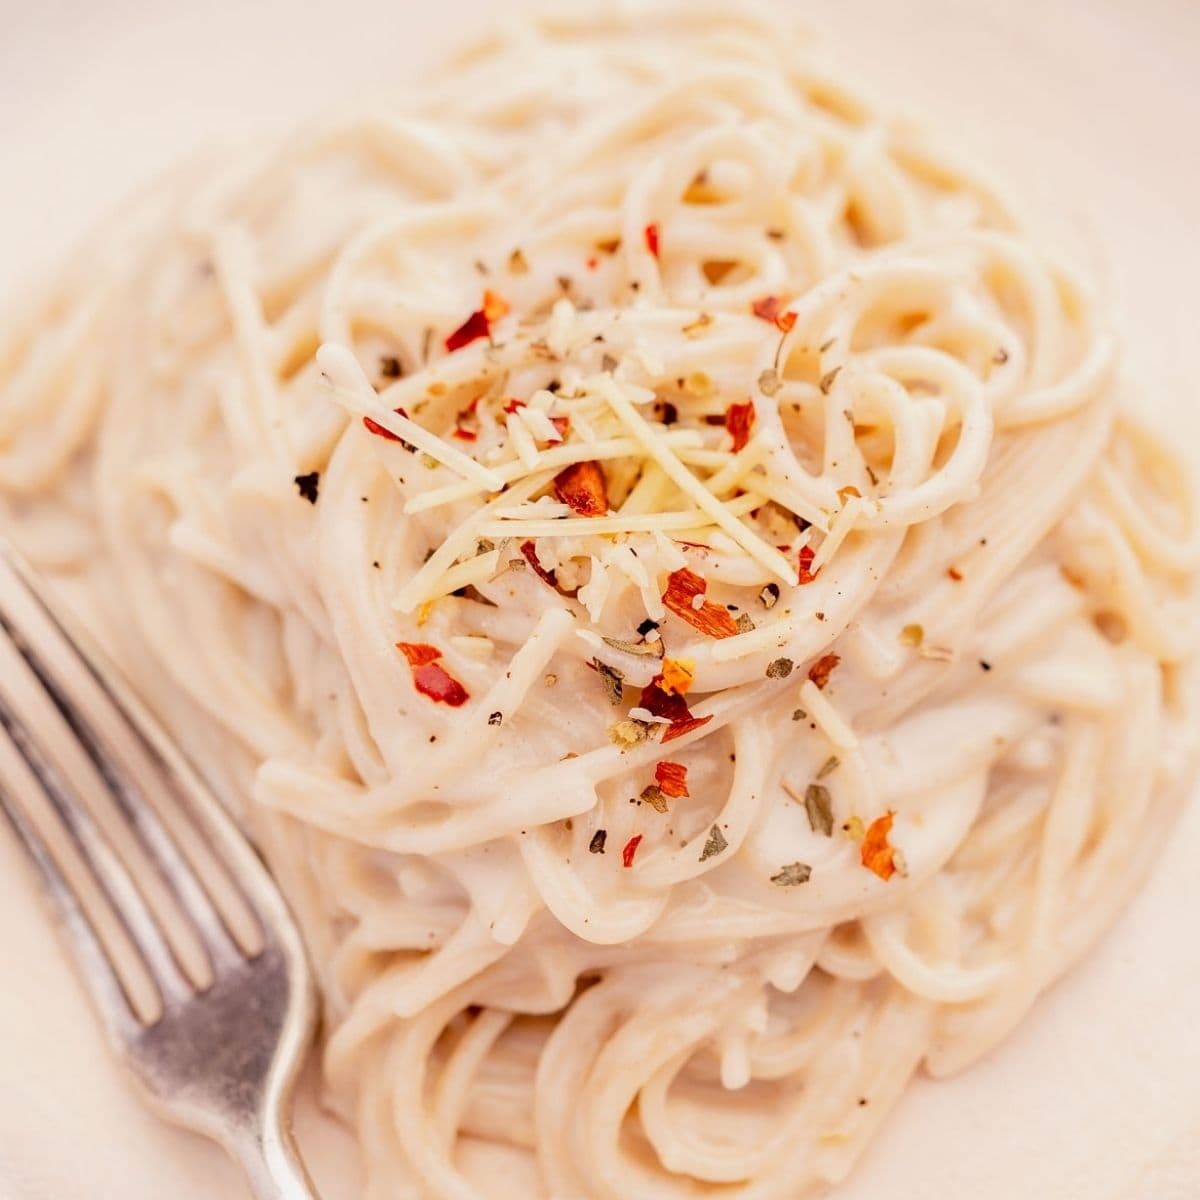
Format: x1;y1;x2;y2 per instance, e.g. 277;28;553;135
948;566;964;581
452;396;481;441
520;540;558;588
445;290;510;352
586;255;600;270
751;295;797;332
622;834;644;868
798;544;818;585
725;401;756;453
395;643;469;707
662;568;738;639
550;415;570;440
655;761;689;798
363;408;413;446
861;811;897;881
640;678;691;723
662;714;713;743
644;223;660;259
807;653;841;690
503;398;526;415
553;460;609;517
396;642;441;667
640;676;714;743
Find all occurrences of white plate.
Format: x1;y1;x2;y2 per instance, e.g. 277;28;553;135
1;2;1198;1197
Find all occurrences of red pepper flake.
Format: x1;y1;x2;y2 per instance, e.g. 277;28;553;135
861;811;897;881
640;676;714;744
948;566;964;581
395;642;440;667
807;653;840;690
445;290;510;353
452;396;481;441
395;643;469;707
363;406;413;447
520;540;558;588
751;295;797;333
586;255;600;270
503;398;526;415
622;834;643;868
798;544;818;585
550;415;570;440
655;761;689;798
725;401;756;453
662;714;713;743
662;568;738;639
644;223;660;259
553;460;608;517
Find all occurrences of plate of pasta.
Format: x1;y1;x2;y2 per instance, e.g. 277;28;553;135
1;1;1199;1198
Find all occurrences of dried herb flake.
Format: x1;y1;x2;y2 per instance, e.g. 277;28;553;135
699;825;728;862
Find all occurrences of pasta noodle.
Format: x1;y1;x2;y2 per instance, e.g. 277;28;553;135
2;4;1197;1196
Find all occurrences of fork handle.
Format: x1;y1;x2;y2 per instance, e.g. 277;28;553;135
235;1117;320;1200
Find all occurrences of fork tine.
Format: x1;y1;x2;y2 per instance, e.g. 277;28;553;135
0;550;254;968
0;731;143;1038
0;669;195;1009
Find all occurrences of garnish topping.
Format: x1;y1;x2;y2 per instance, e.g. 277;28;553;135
654;761;689;798
520;540;558;588
804;783;834;836
363;411;413;449
452;396;481;441
861;811;898;881
751;295;797;333
766;657;794;679
592;659;625;706
394;642;470;707
644;223;660;259
807;653;840;690
607;718;654;749
758;368;782;397
639;785;668;813
444;290;510;352
639;675;713;743
662;568;738;639
771;862;812;886
816;756;840;780
294;472;320;504
601;634;664;659
553;460;609;517
699;825;728;862
659;658;695;696
798;544;818;585
589;829;607;854
725;401;756;453
622;834;643;868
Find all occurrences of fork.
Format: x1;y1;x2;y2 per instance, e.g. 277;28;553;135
0;542;320;1199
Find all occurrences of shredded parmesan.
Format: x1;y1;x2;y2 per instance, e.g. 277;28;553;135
592;374;799;584
317;344;504;490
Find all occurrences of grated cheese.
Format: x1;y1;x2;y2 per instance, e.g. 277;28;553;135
317;344;504;490
592;374;798;584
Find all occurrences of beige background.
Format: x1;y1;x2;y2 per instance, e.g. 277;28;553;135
0;1;1198;1196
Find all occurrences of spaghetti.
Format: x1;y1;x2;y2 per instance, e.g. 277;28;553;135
1;4;1197;1197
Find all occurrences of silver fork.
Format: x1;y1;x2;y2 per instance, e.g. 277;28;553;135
0;542;320;1199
